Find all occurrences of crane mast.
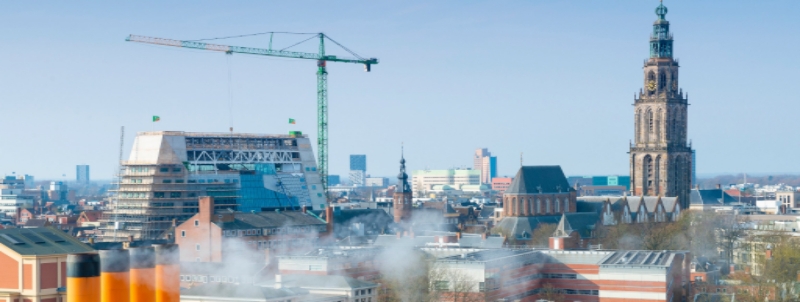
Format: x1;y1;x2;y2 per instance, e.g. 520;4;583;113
126;33;377;205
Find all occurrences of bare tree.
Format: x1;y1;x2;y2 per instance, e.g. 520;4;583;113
530;223;557;248
428;263;485;302
716;213;748;264
538;283;565;302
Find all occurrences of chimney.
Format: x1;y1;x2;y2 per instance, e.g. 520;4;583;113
199;196;214;222
729;264;735;274
482;232;488;240
129;247;156;302
171;218;177;227
67;253;101;302
549;237;563;250
456;232;462;240
766;249;773;260
100;249;130;302
717;184;722;190
154;244;180;302
301;205;307;214
325;205;334;237
128;235;134;243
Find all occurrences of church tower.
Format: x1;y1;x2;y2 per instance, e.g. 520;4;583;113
630;2;693;210
393;150;413;224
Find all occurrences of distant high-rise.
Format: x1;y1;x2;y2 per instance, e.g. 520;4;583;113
349;170;366;186
473;148;497;184
327;175;341;186
76;165;90;184
349;155;367;171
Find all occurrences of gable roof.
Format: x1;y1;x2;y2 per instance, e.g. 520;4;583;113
494;213;599;239
0;227;95;256
553;214;573;237
79;211;102;222
505;166;573;195
691;189;737;205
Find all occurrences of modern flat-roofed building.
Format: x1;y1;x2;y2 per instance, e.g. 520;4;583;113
412;169;480;194
76;164;90;184
99;131;326;241
473;148;497;184
0;177;34;215
0;227;95;301
432;248;689;302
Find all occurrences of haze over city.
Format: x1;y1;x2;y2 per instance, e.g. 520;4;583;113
1;1;799;180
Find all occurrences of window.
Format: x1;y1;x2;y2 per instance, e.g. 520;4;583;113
163;179;172;184
479;282;485;292
194;220;199;226
173;168;182;172
154;192;165;198
181;231;186;237
170;192;181;198
195;244;200;251
175;179;185;183
434;281;449;291
160;167;169;173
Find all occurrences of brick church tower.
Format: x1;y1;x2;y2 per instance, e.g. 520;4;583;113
393;151;412;224
630;2;693;210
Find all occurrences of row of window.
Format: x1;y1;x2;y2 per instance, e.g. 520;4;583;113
127;167;182;173
221;225;327;237
506;197;570;215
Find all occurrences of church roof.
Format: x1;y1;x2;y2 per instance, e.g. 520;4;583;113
505;166;573;195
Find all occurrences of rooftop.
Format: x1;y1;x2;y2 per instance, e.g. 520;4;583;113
505;166;573;194
0;227;95;256
214;211;326;230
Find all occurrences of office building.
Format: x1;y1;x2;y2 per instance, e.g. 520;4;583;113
349;155;366;172
76;164;90;184
412;169;480;193
98;131;325;241
364;177;388;187
473;148;497;184
0;177;34;215
327;175;341;186
349;170;366;186
491;177;513;194
630;1;693;210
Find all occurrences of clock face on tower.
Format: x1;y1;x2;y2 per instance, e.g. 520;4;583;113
647;80;657;91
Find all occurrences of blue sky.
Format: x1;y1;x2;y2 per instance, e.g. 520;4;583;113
0;1;798;180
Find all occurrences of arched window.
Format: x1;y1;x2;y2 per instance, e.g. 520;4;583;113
648;110;654;134
536;199;541;214
564;198;570;213
655;155;661;195
546;199;551;213
659;71;667;90
555;198;560;213
655;108;663;142
635;110;642;142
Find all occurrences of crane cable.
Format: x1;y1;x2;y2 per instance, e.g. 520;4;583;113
226;53;234;132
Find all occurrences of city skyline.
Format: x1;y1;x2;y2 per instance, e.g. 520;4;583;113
1;1;799;179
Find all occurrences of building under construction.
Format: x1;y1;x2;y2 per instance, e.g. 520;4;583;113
99;131;326;242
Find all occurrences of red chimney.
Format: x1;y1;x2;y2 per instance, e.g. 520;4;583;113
325;205;334;237
302;205;307;214
766;249;773;260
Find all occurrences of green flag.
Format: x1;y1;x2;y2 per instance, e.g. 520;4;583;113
153;116;161;122
289;118;296;124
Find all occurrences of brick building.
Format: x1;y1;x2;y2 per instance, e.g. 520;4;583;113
0;227;95;301
175;196;329;264
432;247;690;301
490;177;512;194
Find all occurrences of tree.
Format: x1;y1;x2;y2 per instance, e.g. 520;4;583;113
530;223;557;248
538;283;565;302
429;264;484;302
715;213;748;264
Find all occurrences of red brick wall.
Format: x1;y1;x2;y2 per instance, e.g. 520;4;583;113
40;262;58;289
0;252;19;289
22;264;32;290
61;261;66;287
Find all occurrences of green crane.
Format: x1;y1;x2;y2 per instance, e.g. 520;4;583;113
126;33;378;203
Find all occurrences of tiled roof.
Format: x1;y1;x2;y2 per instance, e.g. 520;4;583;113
494;213;599;239
0;227;94;256
690;189;737;205
505;166;573;194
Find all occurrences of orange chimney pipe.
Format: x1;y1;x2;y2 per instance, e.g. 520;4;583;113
326;206;334;237
67;253;100;302
129;247;156;302
155;244;180;302
100;249;130;302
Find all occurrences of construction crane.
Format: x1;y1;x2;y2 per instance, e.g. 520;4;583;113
126;33;378;202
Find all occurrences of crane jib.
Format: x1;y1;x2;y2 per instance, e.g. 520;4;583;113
127;35;377;64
